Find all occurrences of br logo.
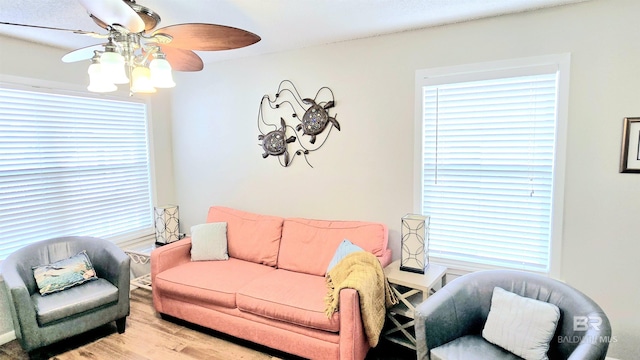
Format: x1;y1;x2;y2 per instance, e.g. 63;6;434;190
573;316;602;331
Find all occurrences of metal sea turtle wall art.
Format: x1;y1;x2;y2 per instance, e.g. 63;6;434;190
258;118;296;164
257;80;340;167
297;99;340;144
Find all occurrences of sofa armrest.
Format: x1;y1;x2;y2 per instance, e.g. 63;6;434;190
151;238;191;314
377;249;392;268
566;311;611;360
338;288;369;360
415;283;485;360
88;239;130;290
2;263;41;346
151;238;192;281
89;239;131;319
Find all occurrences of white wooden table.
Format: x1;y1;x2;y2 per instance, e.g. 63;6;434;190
124;244;157;291
383;260;447;350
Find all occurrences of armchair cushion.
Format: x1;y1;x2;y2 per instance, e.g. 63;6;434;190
482;287;560;360
31;278;119;326
32;250;98;295
431;335;522;360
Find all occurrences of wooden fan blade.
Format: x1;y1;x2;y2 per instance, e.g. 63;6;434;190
154;23;260;51
90;14;109;30
79;0;145;33
62;44;105;63
159;46;204;72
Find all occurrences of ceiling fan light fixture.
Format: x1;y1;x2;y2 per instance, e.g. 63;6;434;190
9;0;262;96
149;53;175;88
100;47;129;84
87;57;116;93
131;66;157;93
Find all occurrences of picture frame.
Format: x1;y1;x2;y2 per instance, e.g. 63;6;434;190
620;117;640;173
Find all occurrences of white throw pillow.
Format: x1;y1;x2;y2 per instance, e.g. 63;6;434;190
482;287;560;360
190;222;229;261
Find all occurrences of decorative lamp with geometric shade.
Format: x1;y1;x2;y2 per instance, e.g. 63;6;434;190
154;205;180;245
400;214;430;274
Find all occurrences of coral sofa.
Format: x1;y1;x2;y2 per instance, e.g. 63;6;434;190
151;206;392;360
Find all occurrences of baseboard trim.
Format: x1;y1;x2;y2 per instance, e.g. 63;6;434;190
0;330;16;345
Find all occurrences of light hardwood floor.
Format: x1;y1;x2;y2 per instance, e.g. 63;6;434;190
0;289;414;360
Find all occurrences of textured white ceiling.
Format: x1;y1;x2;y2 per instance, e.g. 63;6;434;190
0;0;589;64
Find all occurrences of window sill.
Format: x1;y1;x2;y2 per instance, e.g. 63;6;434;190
429;257;551;278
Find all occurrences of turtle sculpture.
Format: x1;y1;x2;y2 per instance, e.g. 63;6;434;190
258;118;296;164
296;99;340;144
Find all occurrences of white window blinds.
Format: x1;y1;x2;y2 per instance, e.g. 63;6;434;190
0;85;154;260
420;71;559;273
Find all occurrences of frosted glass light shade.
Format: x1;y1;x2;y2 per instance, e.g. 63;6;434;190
131;66;157;93
149;57;176;88
100;51;129;84
87;63;117;93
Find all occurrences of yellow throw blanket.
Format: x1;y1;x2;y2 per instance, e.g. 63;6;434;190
325;251;398;347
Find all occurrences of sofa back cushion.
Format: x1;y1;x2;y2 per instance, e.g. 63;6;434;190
277;218;388;276
206;206;283;267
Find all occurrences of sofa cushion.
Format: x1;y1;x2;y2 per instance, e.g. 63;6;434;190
236;269;340;332
154;258;275;308
278;218;388;276
206;206;283;266
31;278;118;326
431;335;522;360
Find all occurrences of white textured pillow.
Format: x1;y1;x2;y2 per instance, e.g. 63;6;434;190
482;287;560;360
190;222;229;261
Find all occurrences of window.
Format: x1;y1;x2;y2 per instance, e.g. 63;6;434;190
0;83;154;260
415;55;569;275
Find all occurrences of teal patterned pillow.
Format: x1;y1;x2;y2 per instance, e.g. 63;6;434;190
32;250;98;295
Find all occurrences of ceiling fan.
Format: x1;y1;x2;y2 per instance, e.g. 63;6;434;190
0;0;261;94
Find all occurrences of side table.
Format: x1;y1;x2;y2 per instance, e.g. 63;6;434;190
124;244;157;291
383;260;447;350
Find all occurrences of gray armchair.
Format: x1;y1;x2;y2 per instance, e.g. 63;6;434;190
1;236;130;354
415;269;611;360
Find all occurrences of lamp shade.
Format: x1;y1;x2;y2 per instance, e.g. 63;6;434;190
154;205;180;245
99;51;129;84
131;66;157;93
87;63;117;93
400;214;430;273
149;57;176;88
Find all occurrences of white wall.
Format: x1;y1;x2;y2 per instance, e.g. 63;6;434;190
171;0;639;358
